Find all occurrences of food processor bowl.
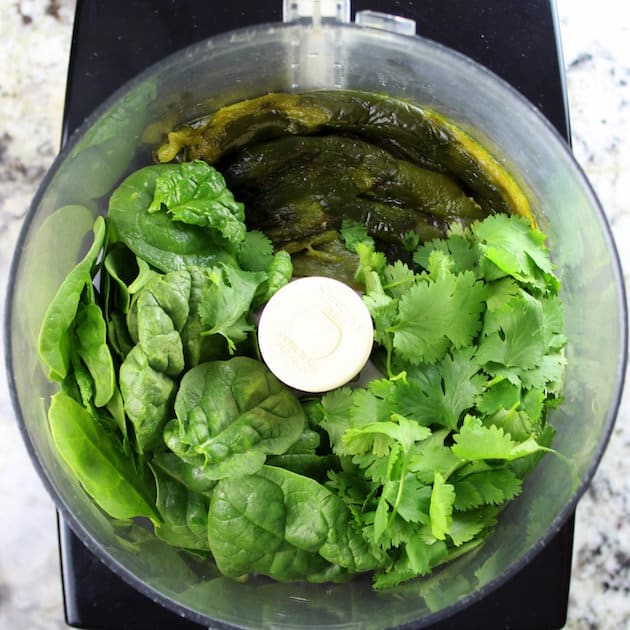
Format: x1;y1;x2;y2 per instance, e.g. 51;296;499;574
5;3;627;628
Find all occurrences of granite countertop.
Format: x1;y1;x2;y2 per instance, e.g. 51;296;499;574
0;1;628;628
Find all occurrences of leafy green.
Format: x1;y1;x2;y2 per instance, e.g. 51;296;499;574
38;217;106;380
163;358;305;480
429;472;456;540
207;465;386;582
474;213;556;292
74;301;116;407
451;416;550;461
391;347;487;429
237;229;275;271
48;392;159;523
452;469;522;510
108;164;236;272
119;345;177;453
148;160;246;245
197;265;266;353
150;464;210;551
392;259;486;364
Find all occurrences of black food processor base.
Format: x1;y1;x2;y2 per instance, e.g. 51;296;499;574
59;1;573;628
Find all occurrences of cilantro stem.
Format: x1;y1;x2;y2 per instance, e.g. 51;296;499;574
387;450;409;528
383;277;414;292
485;374;505;388
385;335;395;380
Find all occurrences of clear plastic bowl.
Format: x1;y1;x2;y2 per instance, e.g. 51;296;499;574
5;17;627;629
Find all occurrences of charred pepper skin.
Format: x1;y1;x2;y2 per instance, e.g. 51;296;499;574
157;90;533;223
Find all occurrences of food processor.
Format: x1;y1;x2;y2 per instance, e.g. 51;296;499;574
5;0;626;628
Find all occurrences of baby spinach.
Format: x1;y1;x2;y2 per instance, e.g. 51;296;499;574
48;391;159;523
207;465;386;582
38;216;106;381
127;269;191;377
163;357;305;480
150;464;210;551
74;301;116;407
119;345;177;453
151;451;217;496
108;164;235;272
148;160;246;245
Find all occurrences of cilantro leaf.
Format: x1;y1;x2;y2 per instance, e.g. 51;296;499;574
485;277;521;311
477;292;546;371
451;416;550;461
392;347;487;429
342;416;431;456
408;443;461;485
476;379;521;415
449;506;499;546
319;388;355;454
414;230;479;275
372;540;448;589
392;268;486;364
197;264;266;353
340;218;374;252
519;352;567;393
452;469;522;510
349;382;397;426
373;489;391;545
486;407;536;442
356;241;387;279
237;229;274;271
429;472;455;541
382;476;432;524
382;261;416;298
474;214;555;291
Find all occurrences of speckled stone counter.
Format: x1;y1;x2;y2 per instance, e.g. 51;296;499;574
1;1;628;628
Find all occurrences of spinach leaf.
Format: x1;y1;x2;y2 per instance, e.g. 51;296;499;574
108;164;235;272
151;451;217;496
163;357;305;480
150;464;210;551
38;217;106;380
128;269;190;376
103;245;155;317
48;392;159;523
74;301;115;407
119;345;177;453
207;465;386;581
147;160;246;244
119;269;197;452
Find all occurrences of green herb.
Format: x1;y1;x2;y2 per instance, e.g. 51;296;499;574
312;212;565;587
197;265;266;354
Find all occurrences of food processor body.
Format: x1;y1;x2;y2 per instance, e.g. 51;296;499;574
6;1;627;628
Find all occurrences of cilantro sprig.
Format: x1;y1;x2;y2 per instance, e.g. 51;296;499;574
320;214;566;588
